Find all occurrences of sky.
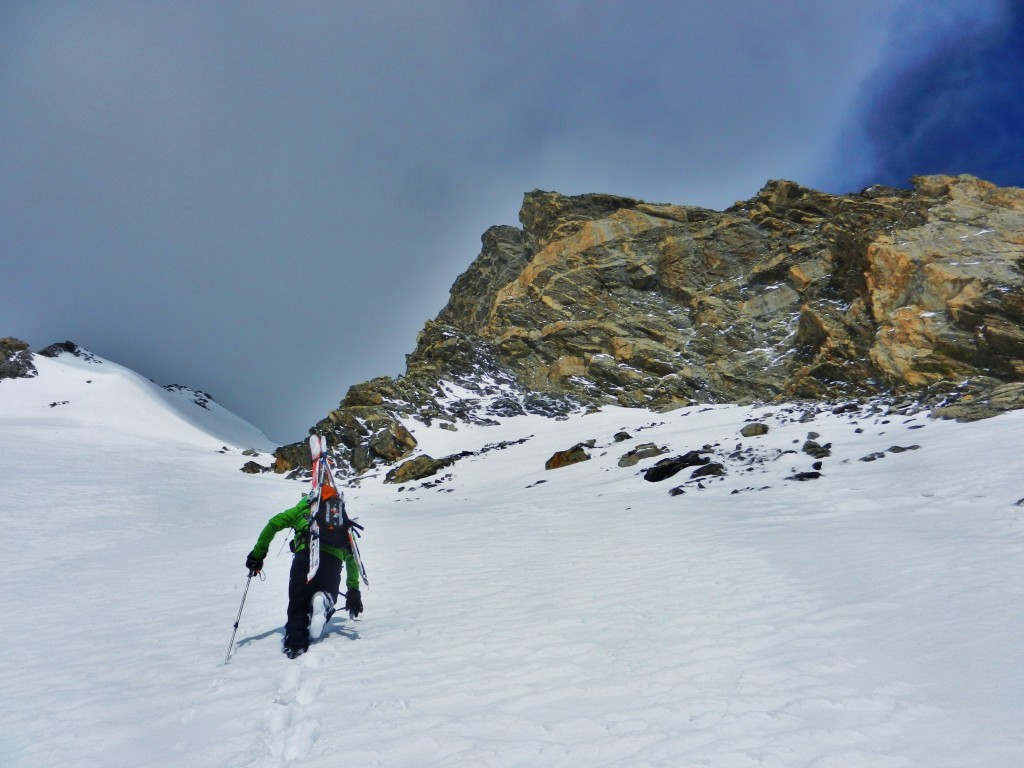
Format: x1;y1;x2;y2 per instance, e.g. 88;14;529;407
2;0;1022;443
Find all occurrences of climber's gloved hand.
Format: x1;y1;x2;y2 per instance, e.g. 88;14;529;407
345;588;363;618
245;551;264;575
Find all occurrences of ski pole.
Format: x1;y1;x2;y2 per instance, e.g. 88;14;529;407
224;571;256;664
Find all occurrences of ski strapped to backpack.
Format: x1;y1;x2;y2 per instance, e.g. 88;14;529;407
306;433;368;586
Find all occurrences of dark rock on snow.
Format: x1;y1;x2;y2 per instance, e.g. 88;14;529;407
644;451;711;482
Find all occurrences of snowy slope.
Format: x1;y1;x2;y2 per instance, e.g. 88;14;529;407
0;349;274;450
1;357;1023;767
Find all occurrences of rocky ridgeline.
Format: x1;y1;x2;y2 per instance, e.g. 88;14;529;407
0;339;108;381
268;174;1024;478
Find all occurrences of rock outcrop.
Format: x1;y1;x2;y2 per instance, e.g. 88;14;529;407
427;175;1024;407
273;175;1024;478
0;338;37;381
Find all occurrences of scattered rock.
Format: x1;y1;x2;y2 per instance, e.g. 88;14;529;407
240;461;269;474
487;397;526;417
786;471;822;481
859;452;887;462
802;440;832;459
163;384;214;409
887;444;920;454
613;431;633;442
422;473;454;489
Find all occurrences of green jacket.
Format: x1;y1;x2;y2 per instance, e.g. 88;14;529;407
252;496;360;591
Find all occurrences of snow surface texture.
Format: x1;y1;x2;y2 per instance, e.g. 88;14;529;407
2;353;1023;767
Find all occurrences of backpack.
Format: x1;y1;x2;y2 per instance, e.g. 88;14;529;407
310;483;351;551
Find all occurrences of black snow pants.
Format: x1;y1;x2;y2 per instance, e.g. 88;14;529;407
284;548;342;645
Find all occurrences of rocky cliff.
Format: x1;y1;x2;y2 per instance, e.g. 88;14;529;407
271;174;1024;477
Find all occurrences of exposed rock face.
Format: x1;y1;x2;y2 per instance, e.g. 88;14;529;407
273;174;1024;477
428;175;1023;407
0;338;37;381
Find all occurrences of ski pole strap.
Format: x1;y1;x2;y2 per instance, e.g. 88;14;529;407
342;509;364;531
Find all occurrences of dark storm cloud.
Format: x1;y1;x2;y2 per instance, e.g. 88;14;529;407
2;1;952;441
825;0;1024;191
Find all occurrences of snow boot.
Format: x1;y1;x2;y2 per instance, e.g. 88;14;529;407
308;591;335;640
283;633;309;659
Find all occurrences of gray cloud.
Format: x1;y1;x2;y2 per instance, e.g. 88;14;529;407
3;1;980;442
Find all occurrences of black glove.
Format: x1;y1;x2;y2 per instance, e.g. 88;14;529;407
345;588;362;618
245;551;264;575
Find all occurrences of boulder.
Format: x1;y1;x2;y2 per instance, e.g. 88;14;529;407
618;442;667;467
545;444;591;470
368;422;418;463
272;442;311;474
643;451;710;482
690;462;725;479
385;455;449;484
740;422;769;437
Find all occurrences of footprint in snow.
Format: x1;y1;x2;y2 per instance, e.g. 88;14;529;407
262;652;324;761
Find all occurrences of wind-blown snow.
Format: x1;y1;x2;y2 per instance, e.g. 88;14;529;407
1;353;1023;767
